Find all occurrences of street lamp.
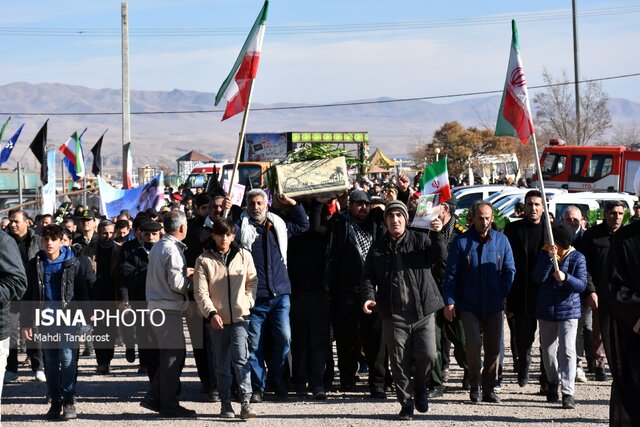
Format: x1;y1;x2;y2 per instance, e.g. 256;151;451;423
435;147;441;162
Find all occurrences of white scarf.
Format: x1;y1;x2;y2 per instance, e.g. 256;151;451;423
239;211;289;266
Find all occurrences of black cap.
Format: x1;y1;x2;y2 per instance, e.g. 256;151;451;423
132;214;150;230
552;223;574;249
140;221;162;232
79;210;96;220
145;207;159;217
349;190;370;204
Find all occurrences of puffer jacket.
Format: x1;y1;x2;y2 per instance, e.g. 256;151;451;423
532;247;587;321
442;228;516;319
193;243;257;324
361;229;445;319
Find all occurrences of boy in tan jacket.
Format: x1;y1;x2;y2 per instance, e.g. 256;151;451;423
193;218;258;419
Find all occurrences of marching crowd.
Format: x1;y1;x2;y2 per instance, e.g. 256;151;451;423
0;175;638;425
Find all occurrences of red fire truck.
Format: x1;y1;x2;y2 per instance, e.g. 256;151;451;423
533;142;640;193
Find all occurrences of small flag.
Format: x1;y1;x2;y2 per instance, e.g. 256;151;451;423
59;130;86;181
29;121;48;186
90;133;104;176
214;1;269;121
420;157;451;205
495;20;535;144
123;142;133;188
0;123;24;166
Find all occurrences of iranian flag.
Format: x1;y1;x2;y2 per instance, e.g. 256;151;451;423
495;20;535;144
420;157;451;204
215;1;268;121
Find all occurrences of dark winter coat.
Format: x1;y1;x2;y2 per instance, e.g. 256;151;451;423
0;230;27;340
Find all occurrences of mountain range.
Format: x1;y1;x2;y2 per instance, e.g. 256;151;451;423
1;82;638;174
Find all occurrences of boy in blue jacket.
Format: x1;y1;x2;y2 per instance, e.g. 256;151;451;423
532;223;587;410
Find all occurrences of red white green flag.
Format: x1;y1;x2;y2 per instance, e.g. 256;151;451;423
495;20;535;144
420;157;451;204
214;1;268;121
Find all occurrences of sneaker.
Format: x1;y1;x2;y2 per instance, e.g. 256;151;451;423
61;401;77;420
96;364;110;375
125;348;136;363
546;382;559;403
46;401;62;420
250;390;264;403
240;402;257;420
482;391;501;403
594;367;608;381
140;397;161;413
470;389;481;403
398;404;414;421
575;367;588;383
415;391;429;413
220;401;235;418
35;370;46;382
159;405;197;418
562;394;576;409
426;386;443;399
4;370;19;383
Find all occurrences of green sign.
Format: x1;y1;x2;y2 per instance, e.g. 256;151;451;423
289;132;368;144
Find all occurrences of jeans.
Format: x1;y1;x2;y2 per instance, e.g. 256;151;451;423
209;321;252;402
42;346;78;403
460;311;503;394
539;318;578;396
0;337;10;421
248;295;291;392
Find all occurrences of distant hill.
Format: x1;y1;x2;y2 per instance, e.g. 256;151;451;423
0;82;638;173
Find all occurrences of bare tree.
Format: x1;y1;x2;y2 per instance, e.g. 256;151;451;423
612;122;640;148
533;69;611;145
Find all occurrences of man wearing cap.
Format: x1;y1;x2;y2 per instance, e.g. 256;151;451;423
325;190;389;397
362;200;445;420
72;210;98;251
443;201;515;404
425;194;469;397
170;193;183;210
81;220;122;374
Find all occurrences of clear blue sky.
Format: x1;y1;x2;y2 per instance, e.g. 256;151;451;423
1;0;639;103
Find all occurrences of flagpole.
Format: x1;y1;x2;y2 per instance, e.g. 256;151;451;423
530;133;559;272
223;80;256;218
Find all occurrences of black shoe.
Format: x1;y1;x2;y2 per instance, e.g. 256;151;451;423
517;369;529;387
46;401;62;420
312;390;327;400
81;348;92;357
159;405;197;418
339;383;355;393
274;387;289;400
370;387;387;399
462;370;470;390
61;401;77;420
546;382;559;403
140;397;161;413
470;389;481;403
250;390;264;403
482;391;501;403
562;394;576;409
398;404;414;420
125;348;136;363
415;391;429;413
594;367;607;381
96;364;109;375
426;386;443;399
208;388;220;402
220;401;235;418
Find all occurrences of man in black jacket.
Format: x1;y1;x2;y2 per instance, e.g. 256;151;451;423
0;229;27;421
362;200;445;420
325;190;389;397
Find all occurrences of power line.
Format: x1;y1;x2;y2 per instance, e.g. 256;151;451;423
1;72;639;117
0;5;638;37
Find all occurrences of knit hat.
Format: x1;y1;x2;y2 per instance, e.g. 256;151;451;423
384;200;409;222
552;223;573;249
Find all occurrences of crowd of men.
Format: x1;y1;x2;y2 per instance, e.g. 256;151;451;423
0;176;638;425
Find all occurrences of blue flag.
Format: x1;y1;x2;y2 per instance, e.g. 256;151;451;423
0;123;24;166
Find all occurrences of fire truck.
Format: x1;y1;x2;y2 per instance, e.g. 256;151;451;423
533;141;640;193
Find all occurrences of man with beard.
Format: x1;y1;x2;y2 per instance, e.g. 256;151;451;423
81;220;121;374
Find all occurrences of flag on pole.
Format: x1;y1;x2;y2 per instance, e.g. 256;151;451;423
59;131;86;182
495;20;535;144
124;142;133;188
29;121;49;186
90;133;104;176
420;157;451;204
0;123;24;166
214;1;269;121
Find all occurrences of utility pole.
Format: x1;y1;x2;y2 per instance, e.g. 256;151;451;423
121;2;132;188
572;0;581;144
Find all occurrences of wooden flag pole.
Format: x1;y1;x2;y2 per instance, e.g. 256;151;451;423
223;80;256;219
530;133;559;272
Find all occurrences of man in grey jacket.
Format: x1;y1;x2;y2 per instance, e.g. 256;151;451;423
141;210;196;418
